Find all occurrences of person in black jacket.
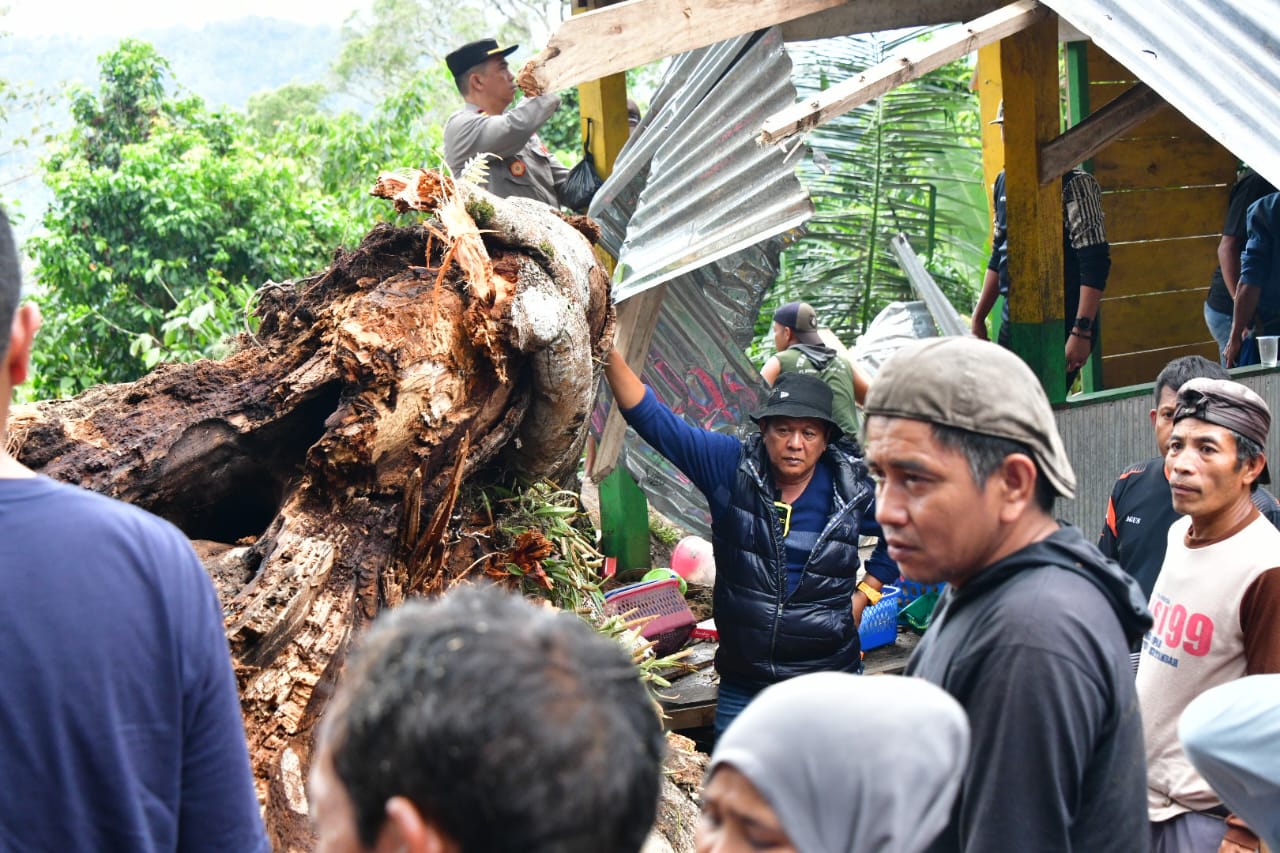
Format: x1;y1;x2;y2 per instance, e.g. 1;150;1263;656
863;337;1151;853
604;349;897;736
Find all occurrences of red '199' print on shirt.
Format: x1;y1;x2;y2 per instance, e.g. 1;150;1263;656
1151;599;1214;656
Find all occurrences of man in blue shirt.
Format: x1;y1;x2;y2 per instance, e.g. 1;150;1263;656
604;348;897;735
1225;191;1280;367
0;209;268;852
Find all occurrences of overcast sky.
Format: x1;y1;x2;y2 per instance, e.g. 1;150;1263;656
2;0;371;36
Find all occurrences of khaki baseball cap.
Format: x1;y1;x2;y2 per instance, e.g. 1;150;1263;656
862;337;1076;498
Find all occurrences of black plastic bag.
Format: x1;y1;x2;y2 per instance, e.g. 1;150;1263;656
561;119;604;213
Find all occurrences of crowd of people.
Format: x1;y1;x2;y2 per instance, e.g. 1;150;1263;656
2;33;1279;853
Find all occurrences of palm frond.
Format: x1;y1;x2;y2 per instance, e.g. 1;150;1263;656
459;152;493;186
773;30;988;343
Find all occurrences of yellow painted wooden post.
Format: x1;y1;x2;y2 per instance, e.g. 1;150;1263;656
976;44;1005;343
977;44;1004;214
574;0;630;179
1000;14;1067;402
574;0;650;569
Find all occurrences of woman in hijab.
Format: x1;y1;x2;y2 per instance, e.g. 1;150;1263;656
696;672;969;853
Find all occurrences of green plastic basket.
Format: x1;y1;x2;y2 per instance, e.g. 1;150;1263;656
898;589;941;633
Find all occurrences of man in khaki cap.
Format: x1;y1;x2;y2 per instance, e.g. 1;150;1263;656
861;336;1150;852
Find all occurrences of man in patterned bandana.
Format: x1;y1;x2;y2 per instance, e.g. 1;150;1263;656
1138;377;1280;852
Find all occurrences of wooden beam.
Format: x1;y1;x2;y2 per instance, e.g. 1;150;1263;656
588;284;668;481
780;0;1000;42
1038;83;1165;183
757;0;1048;145
522;0;847;95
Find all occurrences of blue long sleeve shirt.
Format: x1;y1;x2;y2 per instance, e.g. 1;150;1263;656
622;387;897;594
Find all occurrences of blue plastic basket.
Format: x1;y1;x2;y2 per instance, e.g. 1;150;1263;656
858;585;901;651
897;578;947;604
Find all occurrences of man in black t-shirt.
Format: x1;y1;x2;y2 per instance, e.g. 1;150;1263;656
1204;168;1276;363
1100;355;1280;603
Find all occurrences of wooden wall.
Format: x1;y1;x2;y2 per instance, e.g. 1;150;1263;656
1087;43;1237;387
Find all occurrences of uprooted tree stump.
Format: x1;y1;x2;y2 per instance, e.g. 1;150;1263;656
7;171;619;849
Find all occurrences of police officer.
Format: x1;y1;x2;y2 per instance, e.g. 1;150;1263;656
443;39;569;207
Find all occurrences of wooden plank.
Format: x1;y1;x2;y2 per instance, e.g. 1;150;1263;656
1103;342;1220;388
1101;186;1225;243
1086;42;1138;82
1101;288;1212;352
524;0;848;94
1088;84;1202;137
1038;83;1166;183
589;284;668;481
759;1;1048;145
781;0;1000;42
1106;236;1222;299
1001;12;1066;401
1093;136;1238;191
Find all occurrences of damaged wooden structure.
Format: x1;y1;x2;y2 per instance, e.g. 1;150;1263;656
9;172;614;849
544;0;1278;413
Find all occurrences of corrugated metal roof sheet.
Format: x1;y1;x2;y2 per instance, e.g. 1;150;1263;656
588;31;809;534
589;27;813;300
1044;0;1280;187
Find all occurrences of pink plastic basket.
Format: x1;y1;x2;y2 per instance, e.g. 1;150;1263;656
604;578;695;656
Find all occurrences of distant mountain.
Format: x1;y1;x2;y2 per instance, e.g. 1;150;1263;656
0;17;344;235
1;16;342;109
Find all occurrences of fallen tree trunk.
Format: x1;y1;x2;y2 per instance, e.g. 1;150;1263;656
8;171;615;849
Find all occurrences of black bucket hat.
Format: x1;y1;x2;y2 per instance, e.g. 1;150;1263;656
751;373;842;440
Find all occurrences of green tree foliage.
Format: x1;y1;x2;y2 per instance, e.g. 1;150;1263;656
770;32;988;344
245;82;328;137
270;71;445;246
26;40;345;398
0;28;59;220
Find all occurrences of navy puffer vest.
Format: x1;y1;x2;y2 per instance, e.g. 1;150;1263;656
711;435;873;686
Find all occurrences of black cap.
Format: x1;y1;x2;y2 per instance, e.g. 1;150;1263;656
772;301;823;345
751;373;842;440
446;39;518;79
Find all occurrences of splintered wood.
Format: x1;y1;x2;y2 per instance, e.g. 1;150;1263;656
10;171;614;850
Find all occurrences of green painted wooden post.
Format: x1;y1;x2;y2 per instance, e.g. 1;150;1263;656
1065;39;1103;393
598;466;651;571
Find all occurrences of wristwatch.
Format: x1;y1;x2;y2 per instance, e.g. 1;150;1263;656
856;581;883;605
1072;316;1094;333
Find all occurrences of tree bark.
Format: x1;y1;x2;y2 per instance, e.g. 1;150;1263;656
7;171;615;849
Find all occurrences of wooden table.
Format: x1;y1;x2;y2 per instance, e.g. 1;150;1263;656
659;629;922;732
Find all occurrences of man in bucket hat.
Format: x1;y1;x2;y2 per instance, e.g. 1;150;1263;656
1138;377;1280;852
861;336;1150;852
603;348;897;735
443;38;569;207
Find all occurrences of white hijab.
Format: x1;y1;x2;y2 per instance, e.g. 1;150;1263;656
706;672;970;853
